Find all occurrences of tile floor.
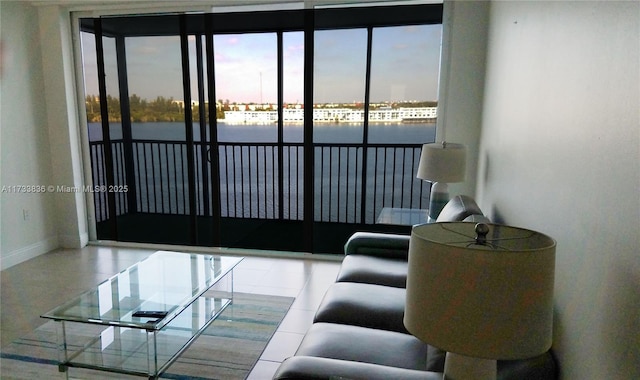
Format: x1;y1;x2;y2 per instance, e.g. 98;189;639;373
0;245;342;379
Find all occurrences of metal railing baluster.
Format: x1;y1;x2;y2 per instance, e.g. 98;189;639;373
89;140;426;228
224;146;230;217
171;144;178;214
164;144;171;214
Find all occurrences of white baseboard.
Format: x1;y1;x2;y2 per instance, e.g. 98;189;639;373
58;232;89;248
89;240;342;262
0;235;59;270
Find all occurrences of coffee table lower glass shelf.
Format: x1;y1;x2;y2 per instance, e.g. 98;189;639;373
41;251;243;380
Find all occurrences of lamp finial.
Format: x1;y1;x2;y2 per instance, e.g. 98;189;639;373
474;223;490;245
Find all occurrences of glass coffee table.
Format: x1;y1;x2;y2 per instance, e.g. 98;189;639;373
41;251;243;379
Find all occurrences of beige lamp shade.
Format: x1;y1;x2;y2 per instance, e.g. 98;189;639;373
416;142;466;183
404;222;556;360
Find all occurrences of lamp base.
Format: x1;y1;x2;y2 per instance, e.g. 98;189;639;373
444;352;496;380
428;182;449;221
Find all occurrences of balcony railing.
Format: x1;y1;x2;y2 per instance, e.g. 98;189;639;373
89;139;430;226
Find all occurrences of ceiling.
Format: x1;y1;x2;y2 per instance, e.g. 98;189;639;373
28;0;437;11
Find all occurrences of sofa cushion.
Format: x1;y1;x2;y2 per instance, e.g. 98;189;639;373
273;356;443;380
295;322;428;371
335;254;408;288
314;282;407;333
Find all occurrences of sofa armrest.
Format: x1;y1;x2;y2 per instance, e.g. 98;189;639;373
435;195;484;222
344;232;410;260
273;356;442;380
463;214;491;223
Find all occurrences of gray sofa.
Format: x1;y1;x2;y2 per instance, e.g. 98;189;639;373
273;195;558;380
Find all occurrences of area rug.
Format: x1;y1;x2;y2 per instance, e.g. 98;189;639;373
0;293;294;380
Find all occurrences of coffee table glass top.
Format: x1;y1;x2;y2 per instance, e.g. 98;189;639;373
41;251;243;330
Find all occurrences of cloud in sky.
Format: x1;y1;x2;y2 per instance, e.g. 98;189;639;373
81;23;441;104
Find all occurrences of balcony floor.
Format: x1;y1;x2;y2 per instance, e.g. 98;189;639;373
97;213;410;254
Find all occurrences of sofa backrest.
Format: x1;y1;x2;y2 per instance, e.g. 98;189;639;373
435;195;484;222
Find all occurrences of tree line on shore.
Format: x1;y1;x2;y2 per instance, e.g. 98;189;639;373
85;95;437;123
85;95;217;123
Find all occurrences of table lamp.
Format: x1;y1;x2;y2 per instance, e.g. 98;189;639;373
404;222;556;380
416;142;466;221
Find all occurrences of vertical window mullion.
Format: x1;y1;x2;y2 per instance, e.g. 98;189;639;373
302;9;315;251
179;14;198;243
277;31;285;221
93;18;118;238
205;17;222;245
359;26;374;224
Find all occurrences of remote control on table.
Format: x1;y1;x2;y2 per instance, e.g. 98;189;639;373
133;310;168;319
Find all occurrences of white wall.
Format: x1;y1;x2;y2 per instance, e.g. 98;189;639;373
437;0;488;199
37;5;89;248
477;1;639;378
0;1;59;268
0;1;88;269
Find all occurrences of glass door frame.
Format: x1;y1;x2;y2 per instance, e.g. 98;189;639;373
75;3;443;252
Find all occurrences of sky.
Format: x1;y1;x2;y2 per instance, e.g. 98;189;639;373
81;23;442;104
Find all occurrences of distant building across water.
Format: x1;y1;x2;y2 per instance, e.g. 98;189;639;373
223;107;437;124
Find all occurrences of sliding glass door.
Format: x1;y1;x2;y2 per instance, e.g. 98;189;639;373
78;4;442;253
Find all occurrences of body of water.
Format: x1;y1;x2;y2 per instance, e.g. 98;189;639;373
88;121;436;144
88;122;435;223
